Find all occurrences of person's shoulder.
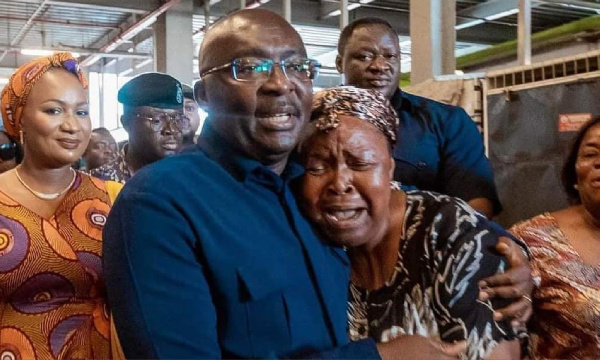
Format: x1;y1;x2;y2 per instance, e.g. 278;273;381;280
124;150;214;195
89;158;118;176
78;170;104;185
509;212;560;247
406;190;493;231
402;92;464;114
406;190;470;214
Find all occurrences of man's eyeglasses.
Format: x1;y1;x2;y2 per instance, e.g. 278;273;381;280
134;113;191;132
0;142;17;161
200;57;321;82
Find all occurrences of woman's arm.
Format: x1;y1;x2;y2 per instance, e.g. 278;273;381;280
430;200;524;360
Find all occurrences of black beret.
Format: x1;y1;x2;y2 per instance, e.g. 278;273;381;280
118;72;183;109
182;84;194;100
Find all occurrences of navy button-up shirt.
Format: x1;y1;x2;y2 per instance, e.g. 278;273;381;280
392;90;502;214
103;122;380;359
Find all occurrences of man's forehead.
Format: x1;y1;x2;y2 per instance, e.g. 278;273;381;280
91;133;110;142
350;25;398;43
200;19;305;66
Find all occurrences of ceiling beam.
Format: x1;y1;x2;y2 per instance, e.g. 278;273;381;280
319;0;377;19
0;15;120;30
0;0;51;63
80;0;183;67
456;0;520;29
537;0;600;11
44;0;158;14
0;45;151;59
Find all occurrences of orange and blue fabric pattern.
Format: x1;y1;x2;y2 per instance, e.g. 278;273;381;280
0;173;113;359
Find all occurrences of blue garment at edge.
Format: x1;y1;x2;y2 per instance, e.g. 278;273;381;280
391;90;502;214
102;122;380;359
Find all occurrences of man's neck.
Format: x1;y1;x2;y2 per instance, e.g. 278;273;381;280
265;158;288;175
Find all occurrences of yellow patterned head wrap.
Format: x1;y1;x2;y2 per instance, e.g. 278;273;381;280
1;52;88;138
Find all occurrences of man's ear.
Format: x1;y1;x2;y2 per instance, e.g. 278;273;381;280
121;115;130;133
194;79;207;106
335;54;343;74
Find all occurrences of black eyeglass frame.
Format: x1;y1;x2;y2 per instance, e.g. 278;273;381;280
133;113;191;133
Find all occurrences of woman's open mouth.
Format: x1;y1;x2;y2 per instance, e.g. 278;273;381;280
322;207;367;228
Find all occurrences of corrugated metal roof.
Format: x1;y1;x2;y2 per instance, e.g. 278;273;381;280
2;0;599;73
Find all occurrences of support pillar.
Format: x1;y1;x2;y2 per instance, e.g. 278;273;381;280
340;0;348;30
409;0;456;85
518;0;531;65
204;0;211;31
283;0;291;23
154;0;194;85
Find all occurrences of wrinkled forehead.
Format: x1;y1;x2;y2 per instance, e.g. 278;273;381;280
348;25;399;50
200;19;306;69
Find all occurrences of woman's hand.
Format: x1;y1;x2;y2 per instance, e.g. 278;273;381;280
377;335;466;360
478;236;534;327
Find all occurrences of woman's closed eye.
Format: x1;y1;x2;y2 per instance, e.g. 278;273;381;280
581;149;600;158
305;161;327;175
348;161;373;171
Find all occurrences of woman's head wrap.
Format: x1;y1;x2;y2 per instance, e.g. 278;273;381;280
311;86;398;146
1;52;87;138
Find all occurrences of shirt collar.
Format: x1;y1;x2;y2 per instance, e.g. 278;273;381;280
197;120;304;184
390;88;404;109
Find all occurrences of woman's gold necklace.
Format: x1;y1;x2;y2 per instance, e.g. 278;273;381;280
15;166;77;200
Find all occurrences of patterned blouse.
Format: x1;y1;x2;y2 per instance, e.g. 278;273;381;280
89;143;132;184
0;173;112;359
510;213;600;360
348;189;520;360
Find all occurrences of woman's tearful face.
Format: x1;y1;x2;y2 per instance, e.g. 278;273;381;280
300;115;394;248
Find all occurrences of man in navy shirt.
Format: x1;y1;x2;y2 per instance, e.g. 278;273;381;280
335;18;534;326
336;18;499;218
103;9;467;360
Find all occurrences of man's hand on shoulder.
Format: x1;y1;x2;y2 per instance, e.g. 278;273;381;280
478;236;534;327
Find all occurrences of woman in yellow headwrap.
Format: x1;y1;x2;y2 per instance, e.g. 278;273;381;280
0;53;118;359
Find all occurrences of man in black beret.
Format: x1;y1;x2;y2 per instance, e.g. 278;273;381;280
90;72;189;183
182;83;201;146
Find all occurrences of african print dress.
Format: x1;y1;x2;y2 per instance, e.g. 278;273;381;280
0;172;112;360
510;213;600;360
348;190;521;360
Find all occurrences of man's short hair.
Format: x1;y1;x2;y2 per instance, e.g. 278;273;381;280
92;127;112;137
338;18;398;55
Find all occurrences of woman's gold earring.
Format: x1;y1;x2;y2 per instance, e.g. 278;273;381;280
19;130;24;145
574;184;580;191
